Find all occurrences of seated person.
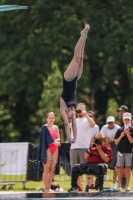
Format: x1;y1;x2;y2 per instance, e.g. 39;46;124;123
68;134;112;192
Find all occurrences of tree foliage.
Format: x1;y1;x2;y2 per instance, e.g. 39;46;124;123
0;0;133;142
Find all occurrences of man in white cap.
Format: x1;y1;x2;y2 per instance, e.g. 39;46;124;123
101;116;120;140
100;116;120;189
114;112;133;192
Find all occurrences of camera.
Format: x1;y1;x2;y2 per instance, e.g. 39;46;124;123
75;109;82;113
95;139;102;145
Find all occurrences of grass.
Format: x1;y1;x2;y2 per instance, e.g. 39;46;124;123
1;167;133;192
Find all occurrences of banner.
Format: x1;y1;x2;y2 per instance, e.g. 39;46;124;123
0;142;28;175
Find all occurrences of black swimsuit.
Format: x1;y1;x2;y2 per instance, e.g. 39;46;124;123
61;76;77;108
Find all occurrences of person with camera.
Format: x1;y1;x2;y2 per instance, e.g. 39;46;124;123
70;103;95;191
68;134;112;192
114;112;133;192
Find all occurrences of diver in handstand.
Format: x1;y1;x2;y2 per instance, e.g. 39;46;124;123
60;24;90;143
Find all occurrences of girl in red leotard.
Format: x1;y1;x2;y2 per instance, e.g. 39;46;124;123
42;112;60;192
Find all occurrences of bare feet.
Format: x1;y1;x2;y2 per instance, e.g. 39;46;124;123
81;24;90;36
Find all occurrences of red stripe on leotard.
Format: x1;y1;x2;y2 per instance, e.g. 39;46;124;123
48;129;58;154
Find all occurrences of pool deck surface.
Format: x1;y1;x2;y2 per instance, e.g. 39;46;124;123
0;191;133;200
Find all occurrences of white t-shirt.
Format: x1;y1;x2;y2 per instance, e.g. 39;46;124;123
88;124;99;146
70;117;91;149
100;124;120;141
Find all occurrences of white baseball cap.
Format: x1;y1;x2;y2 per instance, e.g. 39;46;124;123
106;116;115;123
123;112;132;120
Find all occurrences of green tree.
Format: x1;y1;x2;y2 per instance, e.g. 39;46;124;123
0;0;133;142
39;63;62;126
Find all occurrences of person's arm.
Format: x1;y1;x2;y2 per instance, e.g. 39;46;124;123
114;130;125;145
82;110;95;128
89;137;96;148
84;147;91;159
60;109;71;138
96;145;110;163
71;112;77;140
124;128;133;143
60;98;71;139
54;126;61;143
